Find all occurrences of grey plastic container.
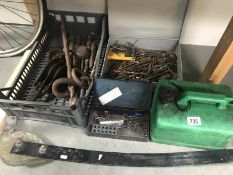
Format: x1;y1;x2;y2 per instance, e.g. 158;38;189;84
88;0;189;141
0;10;106;127
100;0;189;79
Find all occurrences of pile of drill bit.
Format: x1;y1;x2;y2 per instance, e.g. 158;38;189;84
92;110;148;137
108;42;177;83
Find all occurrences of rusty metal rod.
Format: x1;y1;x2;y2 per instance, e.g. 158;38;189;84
89;42;96;69
61;16;72;77
61;16;77;109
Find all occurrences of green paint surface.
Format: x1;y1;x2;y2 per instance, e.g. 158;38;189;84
150;80;233;149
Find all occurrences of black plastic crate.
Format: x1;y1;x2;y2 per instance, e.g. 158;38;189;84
0;10;107;127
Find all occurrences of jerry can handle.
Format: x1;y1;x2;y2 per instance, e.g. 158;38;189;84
177;91;233;110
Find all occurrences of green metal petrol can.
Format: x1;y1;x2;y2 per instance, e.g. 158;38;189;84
150;80;233;149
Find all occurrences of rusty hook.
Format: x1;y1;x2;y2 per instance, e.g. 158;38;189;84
71;68;91;89
52;78;77;98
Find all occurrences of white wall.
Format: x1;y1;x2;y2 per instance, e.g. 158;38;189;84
46;0;233;46
180;0;233;46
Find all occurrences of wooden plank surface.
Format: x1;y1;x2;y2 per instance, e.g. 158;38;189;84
200;16;233;83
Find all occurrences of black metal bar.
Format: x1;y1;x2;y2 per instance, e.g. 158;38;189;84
11;141;233;167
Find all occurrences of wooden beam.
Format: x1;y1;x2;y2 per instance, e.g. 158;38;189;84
200;16;233;83
24;0;37;23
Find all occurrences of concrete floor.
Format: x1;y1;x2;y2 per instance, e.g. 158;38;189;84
0;57;21;87
1;120;233;175
0;45;233;175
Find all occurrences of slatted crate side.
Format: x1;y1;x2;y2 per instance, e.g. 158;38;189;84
7;29;49;101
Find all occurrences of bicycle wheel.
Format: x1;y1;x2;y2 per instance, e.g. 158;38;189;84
0;0;44;57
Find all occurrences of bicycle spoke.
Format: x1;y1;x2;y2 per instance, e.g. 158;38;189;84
8;25;33;34
0;46;5;51
0;21;33;34
0;3;37;16
0;29;13;48
0;27;22;45
9;25;33;34
0;0;34;4
0;4;33;24
1;22;28;40
0;22;34;27
0;0;43;57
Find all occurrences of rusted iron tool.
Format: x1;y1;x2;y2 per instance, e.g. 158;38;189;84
89;41;96;69
32;55;66;101
73;36;81;68
52;21;91;109
60;15;78;109
68;36;76;68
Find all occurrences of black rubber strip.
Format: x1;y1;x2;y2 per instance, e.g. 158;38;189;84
11;141;233;167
